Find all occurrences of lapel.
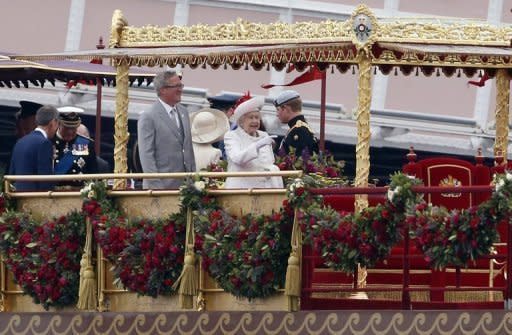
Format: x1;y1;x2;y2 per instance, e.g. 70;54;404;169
155;102;182;141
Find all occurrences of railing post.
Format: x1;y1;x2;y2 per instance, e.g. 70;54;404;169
402;223;411;309
507;218;512;309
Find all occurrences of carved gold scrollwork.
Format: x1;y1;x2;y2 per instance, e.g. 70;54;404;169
109;9;128;48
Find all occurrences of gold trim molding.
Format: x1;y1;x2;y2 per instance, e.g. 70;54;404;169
116;18;353;48
112;5;512;48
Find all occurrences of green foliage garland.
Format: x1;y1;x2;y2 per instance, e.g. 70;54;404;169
0;211;85;310
180;177;292;300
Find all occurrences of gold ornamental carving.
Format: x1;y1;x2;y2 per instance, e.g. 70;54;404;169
494;69;510;160
112;6;512;49
354;49;372;213
378;21;512;46
109;9;128;48
113;62;130;189
349;4;378;51
118;18;353;48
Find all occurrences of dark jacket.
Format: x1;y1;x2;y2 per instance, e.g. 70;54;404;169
9;130;54;191
280;115;319;156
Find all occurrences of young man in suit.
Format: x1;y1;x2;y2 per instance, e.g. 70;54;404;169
137;70;196;189
9;105;59;191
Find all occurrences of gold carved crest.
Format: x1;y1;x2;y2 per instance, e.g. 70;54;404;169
439;175;462;198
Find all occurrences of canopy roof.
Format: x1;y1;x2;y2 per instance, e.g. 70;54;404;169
0;54;156;88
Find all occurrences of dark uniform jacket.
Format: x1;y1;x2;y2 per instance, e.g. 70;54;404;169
9;130;55;191
280;115;319;156
53;134;98;186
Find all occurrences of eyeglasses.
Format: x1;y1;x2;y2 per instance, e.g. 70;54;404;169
163;83;184;89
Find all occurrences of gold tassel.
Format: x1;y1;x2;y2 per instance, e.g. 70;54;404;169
77;216;97;310
172;208;197;309
285;209;302;311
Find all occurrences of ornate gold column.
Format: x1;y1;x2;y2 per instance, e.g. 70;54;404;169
113;60;130;190
354;50;372;213
110;9;130;190
350;4;376;293
494;69;510;160
354;49;372;290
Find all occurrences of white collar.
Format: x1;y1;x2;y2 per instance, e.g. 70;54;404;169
159;98;176;113
34;127;48;139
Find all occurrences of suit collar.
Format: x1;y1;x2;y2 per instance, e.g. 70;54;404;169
34;127;48;139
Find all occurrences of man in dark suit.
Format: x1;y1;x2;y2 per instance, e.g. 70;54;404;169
53;107;98;187
137;70;195;189
273;90;319;156
9;105;60;191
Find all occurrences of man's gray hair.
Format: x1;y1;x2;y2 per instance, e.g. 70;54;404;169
153;70;179;96
35;105;59;126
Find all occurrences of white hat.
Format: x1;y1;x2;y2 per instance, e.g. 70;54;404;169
57;106;84;114
273;90;300;107
57;106;84;128
232;96;264;124
191;108;230;144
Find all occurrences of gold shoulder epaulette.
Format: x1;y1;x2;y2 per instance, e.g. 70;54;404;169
291;120;315;134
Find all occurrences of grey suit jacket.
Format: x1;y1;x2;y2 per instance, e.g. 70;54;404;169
137;101;196;189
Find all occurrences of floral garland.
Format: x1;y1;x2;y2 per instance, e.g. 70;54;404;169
291;173;423;273
289;171;507;272
0;211;85;310
276;148;347;185
408;173;506;269
0;167;505;306
181;177;292;300
84;181;186;297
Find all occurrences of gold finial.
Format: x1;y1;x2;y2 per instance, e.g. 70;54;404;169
109;9;128;48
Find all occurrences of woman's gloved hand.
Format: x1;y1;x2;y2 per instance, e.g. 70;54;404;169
255;135;274;150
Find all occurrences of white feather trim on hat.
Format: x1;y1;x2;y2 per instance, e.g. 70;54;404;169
232;96;265;124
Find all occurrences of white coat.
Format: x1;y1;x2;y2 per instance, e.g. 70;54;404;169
224;128;283;189
193;143;222;171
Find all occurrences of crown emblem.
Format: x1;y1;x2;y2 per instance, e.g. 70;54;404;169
439;175;462;198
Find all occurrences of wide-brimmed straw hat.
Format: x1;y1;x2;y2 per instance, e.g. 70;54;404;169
231;96;264;125
191;108;230;144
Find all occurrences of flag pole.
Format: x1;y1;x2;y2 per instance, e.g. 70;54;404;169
319;70;327;152
95;37;105;155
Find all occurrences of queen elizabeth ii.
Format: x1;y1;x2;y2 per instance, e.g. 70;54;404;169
223;96;283;189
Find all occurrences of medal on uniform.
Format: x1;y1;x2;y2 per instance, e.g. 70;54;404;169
77;157;86;169
72;144;89;155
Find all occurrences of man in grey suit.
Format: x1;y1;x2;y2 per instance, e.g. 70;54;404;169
137;70;196;189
